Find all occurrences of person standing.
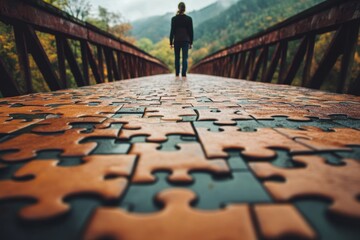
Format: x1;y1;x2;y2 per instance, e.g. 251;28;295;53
170;2;193;79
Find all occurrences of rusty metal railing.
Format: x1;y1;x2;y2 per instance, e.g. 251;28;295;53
191;0;360;95
0;0;169;97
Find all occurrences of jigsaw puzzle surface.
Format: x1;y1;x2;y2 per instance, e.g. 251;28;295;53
0;74;359;240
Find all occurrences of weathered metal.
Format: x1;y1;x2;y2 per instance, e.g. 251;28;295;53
0;57;20;97
0;0;168;96
191;0;360;95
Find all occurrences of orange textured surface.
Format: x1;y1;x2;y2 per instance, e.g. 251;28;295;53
84;188;257;240
0;155;135;220
250;156;360;218
254;204;316;239
130;143;229;182
0;74;359;239
196;126;310;158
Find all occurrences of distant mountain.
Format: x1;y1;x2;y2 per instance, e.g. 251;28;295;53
131;0;239;42
193;0;324;54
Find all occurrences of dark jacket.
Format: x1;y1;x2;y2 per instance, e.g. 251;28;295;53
170;14;193;45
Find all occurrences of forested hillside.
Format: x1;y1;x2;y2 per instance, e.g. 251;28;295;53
136;0;325;69
193;0;323;57
131;0;238;43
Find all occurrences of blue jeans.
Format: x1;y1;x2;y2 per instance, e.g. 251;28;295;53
174;42;189;76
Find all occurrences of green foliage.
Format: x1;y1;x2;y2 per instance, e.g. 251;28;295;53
136;38;154;53
192;0;324;61
150;38;175;72
0;0;134;96
132;0;324;70
131;0;237;43
86;6;135;43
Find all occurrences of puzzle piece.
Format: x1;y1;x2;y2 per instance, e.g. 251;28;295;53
0;117;42;134
4;97;77;106
250;156;360;218
0;154;135;220
244;105;317;121
48;104;121;118
197;107;251;125
0;105;54;117
84;188;257;240
144;105;196;121
196;126;310;158
32;117;107;133
119;119;195;141
94;116;143;129
122;100;160;108
254;204;316;239
188;100;239;108
306;104;360;119
0;128;118;162
276;126;360;151
130;143;229;182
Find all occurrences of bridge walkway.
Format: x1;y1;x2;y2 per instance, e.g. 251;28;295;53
0;74;359;239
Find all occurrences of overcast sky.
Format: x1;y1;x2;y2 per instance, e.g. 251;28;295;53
88;0;217;21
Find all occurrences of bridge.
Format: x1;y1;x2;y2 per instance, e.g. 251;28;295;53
0;0;359;240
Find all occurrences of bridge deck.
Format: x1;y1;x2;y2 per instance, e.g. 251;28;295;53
0;74;359;240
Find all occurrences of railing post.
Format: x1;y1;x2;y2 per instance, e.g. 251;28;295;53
237;52;247;79
97;46;105;81
80;40;89;85
14;24;32;93
86;43;103;84
55;35;68;88
116;51;123;80
0;57;20;97
260;46;269;82
302;34;315;87
250;47;265;81
278;41;288;84
283;36;308;85
340;20;359;93
24;25;62;90
306;26;347;89
242;49;256;80
63;38;86;87
104;48;114;82
263;42;283;83
348;73;360;96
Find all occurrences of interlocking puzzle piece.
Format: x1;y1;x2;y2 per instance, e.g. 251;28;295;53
244;105;317;121
250;156;360;218
32;117;107;133
84;188;256;240
48;105;121;118
0;105;54;117
0;128;118;162
276;126;360;151
306;104;360;119
130;143;229;182
0;117;42;134
0;154;135;220
96;115;143;129
4;97;77;107
119;119;195;141
196;126;310;158
188;100;238;108
197;107;251;125
144;105;196;121
254;204;316;239
122;101;160;108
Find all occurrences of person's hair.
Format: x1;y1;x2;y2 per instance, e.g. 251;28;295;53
177;2;186;15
